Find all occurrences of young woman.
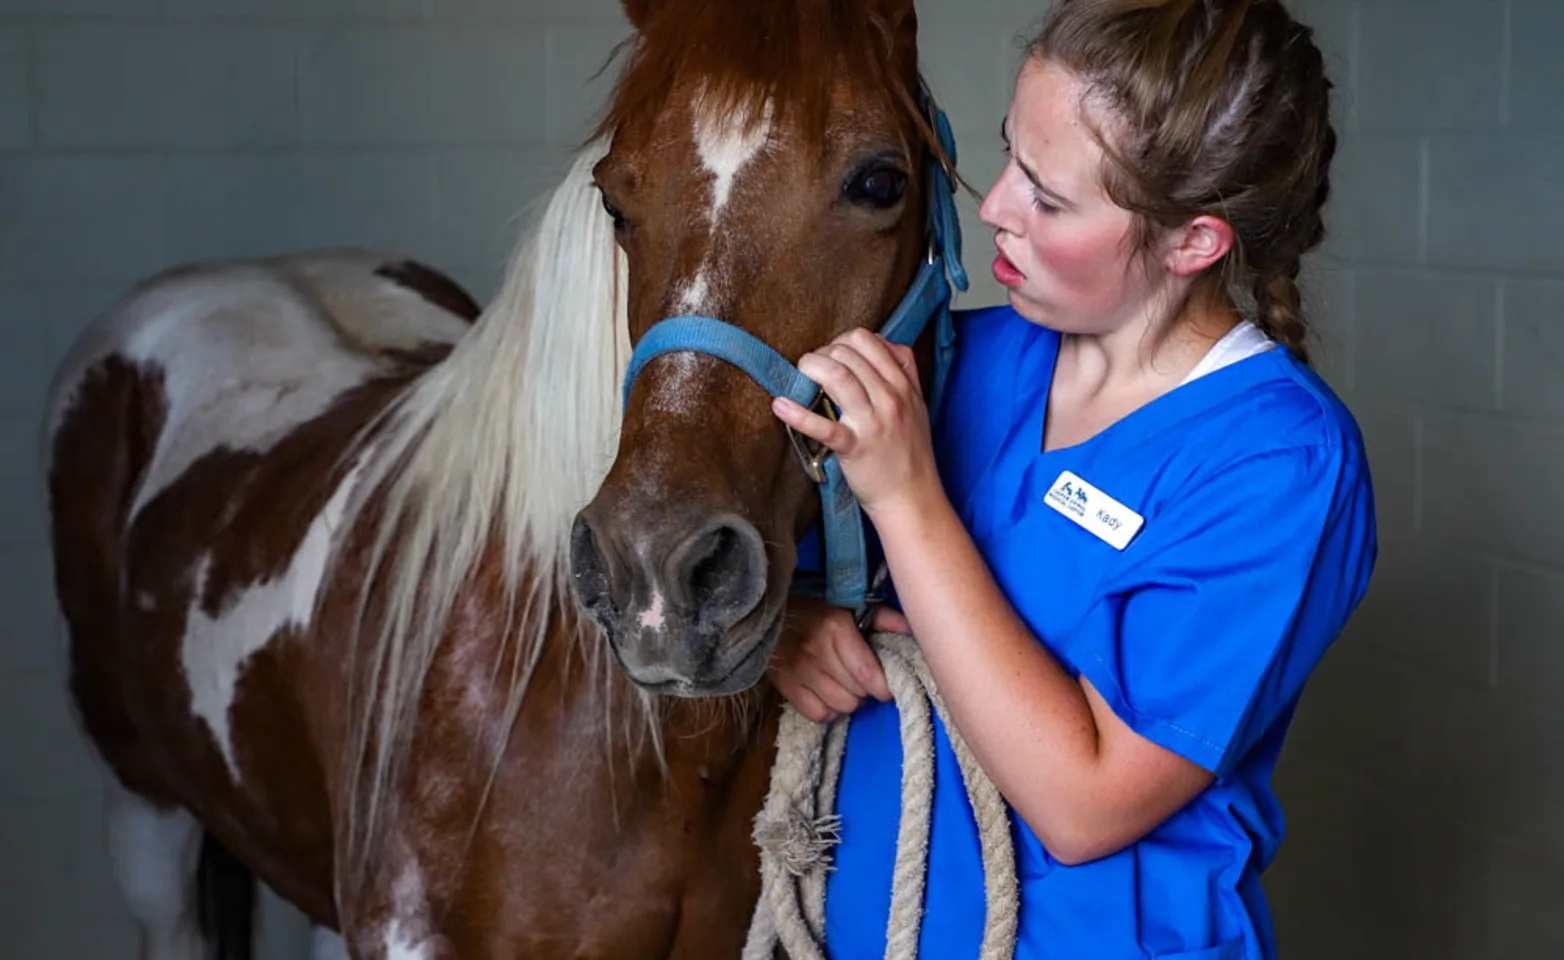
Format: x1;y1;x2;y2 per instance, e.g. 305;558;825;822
768;1;1377;957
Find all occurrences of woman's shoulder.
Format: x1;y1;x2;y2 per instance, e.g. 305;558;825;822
1125;348;1374;540
1199;347;1367;469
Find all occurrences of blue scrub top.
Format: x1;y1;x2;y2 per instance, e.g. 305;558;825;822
817;304;1378;960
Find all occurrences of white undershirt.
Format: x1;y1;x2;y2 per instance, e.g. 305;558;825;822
1178;319;1275;386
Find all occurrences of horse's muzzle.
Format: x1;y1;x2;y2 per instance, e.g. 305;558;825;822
569;507;773;693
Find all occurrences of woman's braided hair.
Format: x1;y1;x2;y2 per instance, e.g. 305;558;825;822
1028;0;1336;362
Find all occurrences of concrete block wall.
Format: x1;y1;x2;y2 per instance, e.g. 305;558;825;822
1;0;1559;956
1266;1;1564;958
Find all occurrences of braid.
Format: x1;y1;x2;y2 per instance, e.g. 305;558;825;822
1254;117;1335;365
1253;268;1309;364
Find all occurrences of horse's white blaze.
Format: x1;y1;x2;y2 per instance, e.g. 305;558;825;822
652;96;774;416
181;463;363;779
667;94;774;321
695;96;772;217
643;352;718;417
676;270;711;315
105;778;204;960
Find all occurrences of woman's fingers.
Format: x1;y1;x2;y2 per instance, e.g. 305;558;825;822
767;601;894;719
769;668;835;723
808;670;865;716
869;605;912;636
829;623;892;702
769;652;860;720
798;350;871;415
841;328;920;396
819;342;895;410
771;396;851;452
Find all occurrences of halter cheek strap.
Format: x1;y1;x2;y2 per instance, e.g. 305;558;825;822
620;90;969;614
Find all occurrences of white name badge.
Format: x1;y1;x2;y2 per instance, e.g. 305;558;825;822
1043;470;1144;550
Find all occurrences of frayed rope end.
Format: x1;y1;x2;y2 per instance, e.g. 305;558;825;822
753;809;843;877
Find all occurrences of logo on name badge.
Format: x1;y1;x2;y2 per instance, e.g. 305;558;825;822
1043;470;1144;550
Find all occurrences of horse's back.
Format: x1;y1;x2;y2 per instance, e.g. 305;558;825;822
42;249;480;921
47;249;476;474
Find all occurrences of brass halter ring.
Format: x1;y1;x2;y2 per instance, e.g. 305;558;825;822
785;391;840;485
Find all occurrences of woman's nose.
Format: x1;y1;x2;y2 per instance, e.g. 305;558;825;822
977;165;1017;233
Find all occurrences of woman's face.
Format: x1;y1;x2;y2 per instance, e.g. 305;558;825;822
979;60;1169;335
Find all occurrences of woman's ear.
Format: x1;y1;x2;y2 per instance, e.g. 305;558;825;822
1164;215;1234;276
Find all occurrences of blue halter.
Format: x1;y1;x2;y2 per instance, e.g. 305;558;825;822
621;90;969;615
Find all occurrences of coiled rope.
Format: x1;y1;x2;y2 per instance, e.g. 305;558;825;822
743;632;1019;960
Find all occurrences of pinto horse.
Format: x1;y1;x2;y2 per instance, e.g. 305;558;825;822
43;0;959;956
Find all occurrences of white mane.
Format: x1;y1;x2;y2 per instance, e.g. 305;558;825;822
337;139;644;876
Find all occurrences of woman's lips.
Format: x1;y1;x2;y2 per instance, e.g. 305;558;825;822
992;249;1025;287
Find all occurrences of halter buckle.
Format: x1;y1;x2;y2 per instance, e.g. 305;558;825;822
786;392;839;485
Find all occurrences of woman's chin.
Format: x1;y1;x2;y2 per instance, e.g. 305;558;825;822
1006;290;1054;328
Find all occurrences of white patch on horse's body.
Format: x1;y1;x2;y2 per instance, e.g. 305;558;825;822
43;251;468;523
105;777;205;960
182;464;364;778
40;250;472;786
384;922;431;960
112;274;376;522
382;861;433;959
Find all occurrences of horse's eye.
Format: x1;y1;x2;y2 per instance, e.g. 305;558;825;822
600;191;629;232
844;165;909;209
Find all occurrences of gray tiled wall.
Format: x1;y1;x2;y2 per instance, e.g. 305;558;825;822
1;0;1558;956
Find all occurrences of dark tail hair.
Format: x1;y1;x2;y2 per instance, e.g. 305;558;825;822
196;830;257;960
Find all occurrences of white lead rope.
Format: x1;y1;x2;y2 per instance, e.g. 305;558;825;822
744;632;1019;960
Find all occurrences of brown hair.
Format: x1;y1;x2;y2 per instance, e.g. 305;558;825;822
1028;0;1336;362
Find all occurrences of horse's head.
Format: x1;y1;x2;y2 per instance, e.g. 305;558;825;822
566;0;944;697
570;0;954;696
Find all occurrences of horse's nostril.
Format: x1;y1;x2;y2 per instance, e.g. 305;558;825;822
568;514;613;615
687;525;741;607
667;516;767;633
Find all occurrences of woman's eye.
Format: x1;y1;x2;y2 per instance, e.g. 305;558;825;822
844;166;909;209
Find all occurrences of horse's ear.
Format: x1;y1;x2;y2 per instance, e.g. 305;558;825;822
621;0;656;31
871;0;920;49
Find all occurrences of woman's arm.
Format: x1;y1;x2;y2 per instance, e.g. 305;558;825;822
869;489;1212;865
772;328;1212;865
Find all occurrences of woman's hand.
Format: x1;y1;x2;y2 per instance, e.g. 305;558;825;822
767;597;899;723
772;328;941;518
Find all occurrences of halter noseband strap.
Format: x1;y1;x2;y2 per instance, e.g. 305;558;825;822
620;89;969;614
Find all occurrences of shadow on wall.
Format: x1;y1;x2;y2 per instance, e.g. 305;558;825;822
1267;554;1564;958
